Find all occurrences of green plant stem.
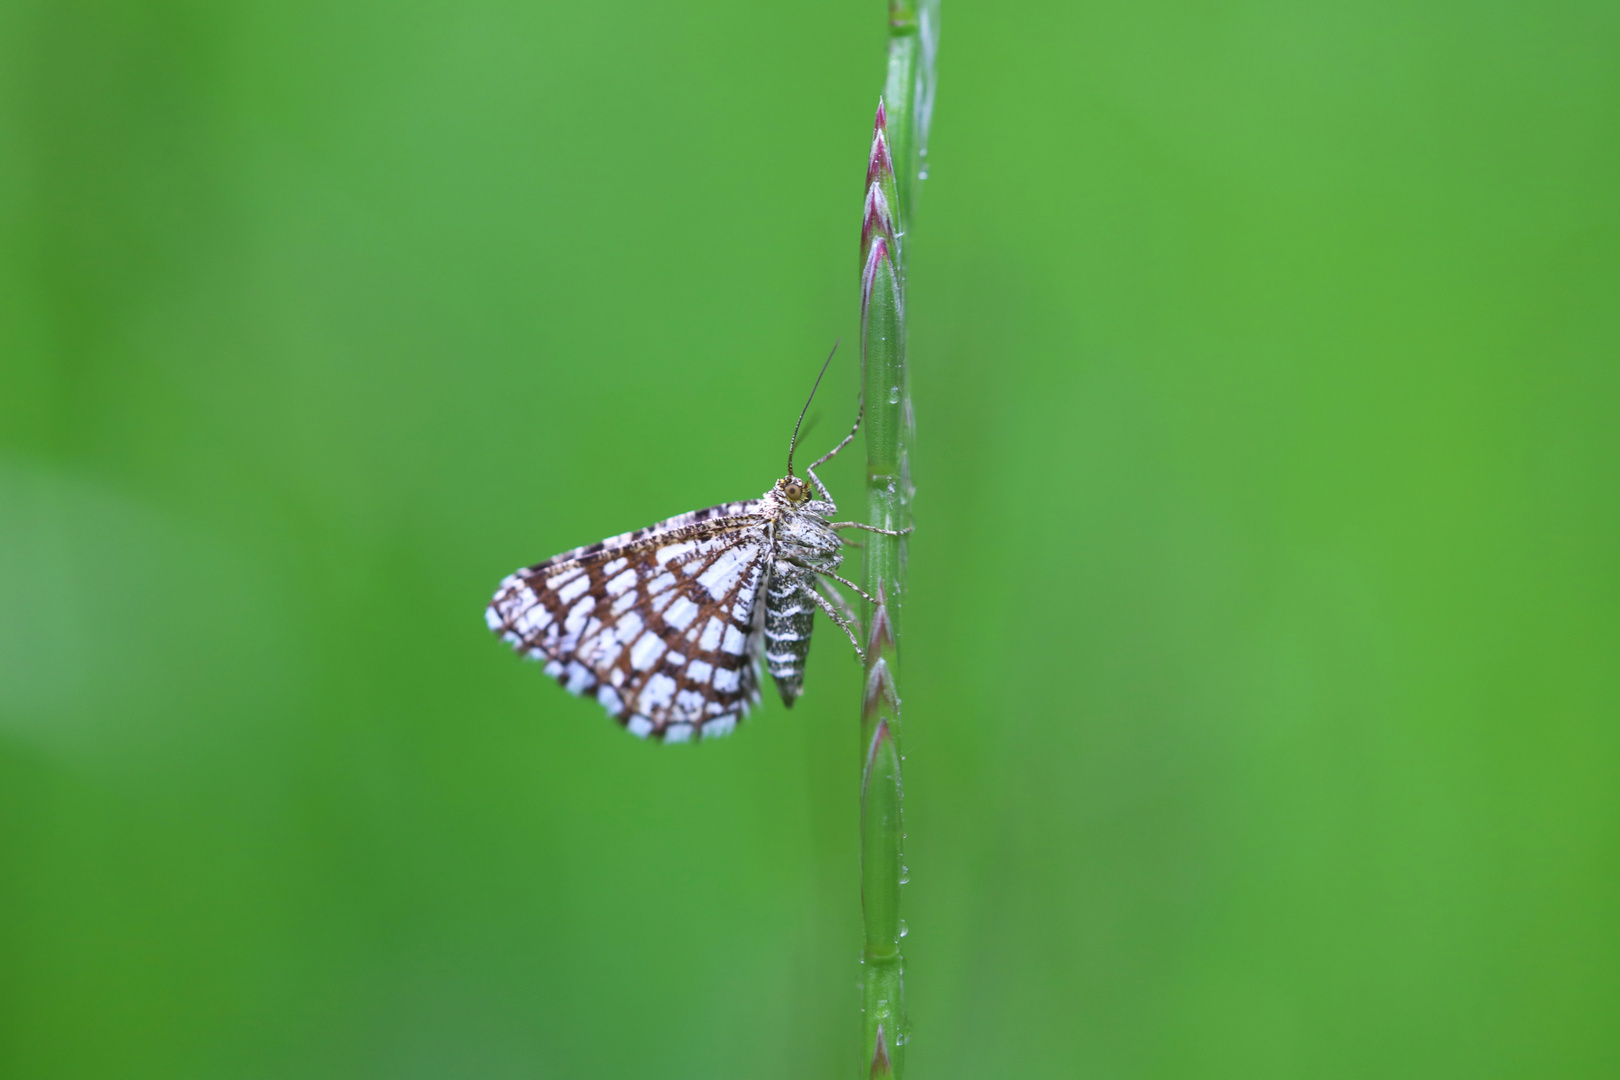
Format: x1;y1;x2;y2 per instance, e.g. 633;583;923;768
858;4;935;1075
879;0;939;275
860;230;906;1078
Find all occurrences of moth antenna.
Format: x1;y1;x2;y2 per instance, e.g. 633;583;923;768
787;340;839;477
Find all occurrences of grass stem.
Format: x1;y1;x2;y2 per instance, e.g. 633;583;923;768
857;5;935;1074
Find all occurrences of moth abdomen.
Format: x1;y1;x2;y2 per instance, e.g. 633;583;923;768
764;563;818;705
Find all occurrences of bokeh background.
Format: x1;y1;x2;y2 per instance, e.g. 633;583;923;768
3;0;1618;1076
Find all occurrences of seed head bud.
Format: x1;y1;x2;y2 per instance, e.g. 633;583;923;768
862;99;902;268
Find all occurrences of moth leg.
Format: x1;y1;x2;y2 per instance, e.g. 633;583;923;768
808;583;866;663
780;555;883;612
815;568;880;609
830;521;914;536
805;401;864;502
816;576;861;633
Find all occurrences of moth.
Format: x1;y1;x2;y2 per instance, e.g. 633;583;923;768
484;353;908;742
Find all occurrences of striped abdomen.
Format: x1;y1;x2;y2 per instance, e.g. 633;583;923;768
764;559;818;705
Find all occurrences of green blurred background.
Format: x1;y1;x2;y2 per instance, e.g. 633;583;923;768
3;0;1617;1076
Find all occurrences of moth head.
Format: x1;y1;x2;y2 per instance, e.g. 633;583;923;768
778;476;811;505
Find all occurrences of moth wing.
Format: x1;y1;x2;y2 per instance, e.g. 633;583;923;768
486;502;770;742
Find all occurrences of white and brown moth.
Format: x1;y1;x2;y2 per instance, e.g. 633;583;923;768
484;356;907;742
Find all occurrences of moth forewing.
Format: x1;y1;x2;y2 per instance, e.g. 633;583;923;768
485;502;772;743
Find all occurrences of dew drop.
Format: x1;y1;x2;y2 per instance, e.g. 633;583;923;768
899;865;910;884
899;920;909;938
888;386;901;404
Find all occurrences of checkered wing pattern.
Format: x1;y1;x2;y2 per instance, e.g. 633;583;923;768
486;500;769;742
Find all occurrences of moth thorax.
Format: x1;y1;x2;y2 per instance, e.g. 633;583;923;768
779;512;840;557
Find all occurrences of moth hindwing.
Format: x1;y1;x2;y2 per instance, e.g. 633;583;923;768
486;475;853;743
